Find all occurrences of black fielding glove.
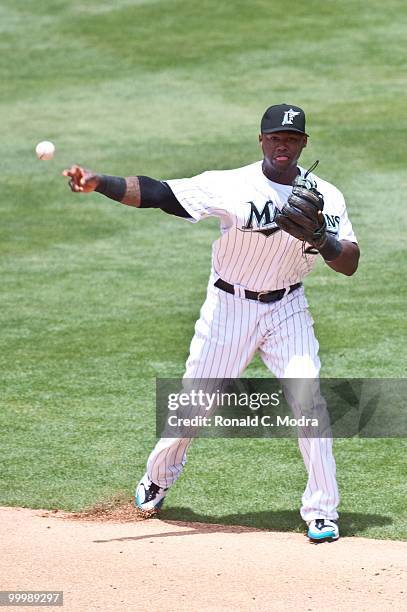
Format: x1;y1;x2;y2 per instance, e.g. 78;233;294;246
275;166;327;249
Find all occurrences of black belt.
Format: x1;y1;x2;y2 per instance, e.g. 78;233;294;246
214;278;302;303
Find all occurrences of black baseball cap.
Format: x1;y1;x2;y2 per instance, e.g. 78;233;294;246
261;103;308;136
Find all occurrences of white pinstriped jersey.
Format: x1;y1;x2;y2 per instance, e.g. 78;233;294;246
167;161;357;292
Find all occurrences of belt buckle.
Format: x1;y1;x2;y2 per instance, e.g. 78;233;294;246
257;290;270;302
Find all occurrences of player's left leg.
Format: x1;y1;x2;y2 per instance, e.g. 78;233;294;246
258;288;340;537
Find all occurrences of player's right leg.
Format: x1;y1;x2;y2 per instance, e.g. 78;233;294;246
135;284;261;511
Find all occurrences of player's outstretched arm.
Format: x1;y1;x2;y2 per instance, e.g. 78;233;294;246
63;166;191;218
62;165;141;206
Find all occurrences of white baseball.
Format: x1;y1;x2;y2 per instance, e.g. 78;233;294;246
35;141;55;160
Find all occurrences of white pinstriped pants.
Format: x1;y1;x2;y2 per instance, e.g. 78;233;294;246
145;283;339;522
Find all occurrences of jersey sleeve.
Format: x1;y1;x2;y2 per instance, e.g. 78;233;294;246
318;176;358;244
338;204;357;242
166;171;231;223
334;190;357;243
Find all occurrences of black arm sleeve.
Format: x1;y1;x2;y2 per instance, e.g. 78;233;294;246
95;175;127;201
139;176;191;219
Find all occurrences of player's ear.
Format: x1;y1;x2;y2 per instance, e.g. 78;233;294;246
302;136;308;148
259;133;263;144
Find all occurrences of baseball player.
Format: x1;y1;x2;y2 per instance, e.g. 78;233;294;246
63;103;359;543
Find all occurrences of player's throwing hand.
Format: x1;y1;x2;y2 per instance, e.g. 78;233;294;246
62;165;101;193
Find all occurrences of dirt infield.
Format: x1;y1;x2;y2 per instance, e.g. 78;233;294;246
1;506;406;612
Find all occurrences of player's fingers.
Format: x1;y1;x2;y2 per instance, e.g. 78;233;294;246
63;164;78;174
63;167;79;184
64;165;96;192
63;168;78;180
69;179;84;192
65;165;86;179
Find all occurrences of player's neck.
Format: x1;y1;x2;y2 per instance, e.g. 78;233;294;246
261;160;300;185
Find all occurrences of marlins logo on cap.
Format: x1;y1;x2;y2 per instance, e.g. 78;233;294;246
261;104;308;136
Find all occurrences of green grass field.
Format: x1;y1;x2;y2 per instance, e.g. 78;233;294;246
1;0;406;540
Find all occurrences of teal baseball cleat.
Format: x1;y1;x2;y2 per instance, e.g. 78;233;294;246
307;519;339;543
135;473;169;512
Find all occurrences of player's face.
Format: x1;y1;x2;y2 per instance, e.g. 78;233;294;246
260;131;307;177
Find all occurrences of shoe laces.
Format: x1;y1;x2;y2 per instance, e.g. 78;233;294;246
145;482;162;502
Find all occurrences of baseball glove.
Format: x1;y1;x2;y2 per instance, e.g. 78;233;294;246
275;162;326;250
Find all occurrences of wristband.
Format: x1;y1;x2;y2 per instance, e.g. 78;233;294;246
318;234;343;262
95;175;127;202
